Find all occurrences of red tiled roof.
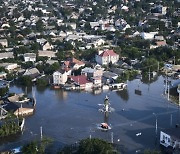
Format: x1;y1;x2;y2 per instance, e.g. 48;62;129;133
71;58;85;65
99;50;118;57
70;75;91;85
156;41;166;46
64;58;85;67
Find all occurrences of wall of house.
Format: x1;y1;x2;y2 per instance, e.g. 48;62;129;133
94;70;103;77
24;57;36;62
53;72;61;85
160;131;171;147
111;55;119;64
85;82;93;89
95;55;103;65
43;42;52;51
93;79;101;86
0;40;8;47
53;72;67;85
5;64;18;71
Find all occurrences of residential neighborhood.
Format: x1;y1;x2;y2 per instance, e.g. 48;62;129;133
0;0;180;153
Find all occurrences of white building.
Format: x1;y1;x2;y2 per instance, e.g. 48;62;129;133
42;42;53;51
24;53;36;62
38;50;56;59
0;63;19;72
95;49;119;65
0;52;14;60
0;39;8;47
141;32;158;40
53;70;68;85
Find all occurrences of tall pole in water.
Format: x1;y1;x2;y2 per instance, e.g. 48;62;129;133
178;85;180;106
153;113;158;138
111;132;114;144
170;114;172;127
165;69;167;95
40;126;43;140
157;62;159;72
177;85;180;125
167;82;170;101
148;68;150;82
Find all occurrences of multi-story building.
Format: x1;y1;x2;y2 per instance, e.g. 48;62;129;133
53;70;68;85
95;49;119;65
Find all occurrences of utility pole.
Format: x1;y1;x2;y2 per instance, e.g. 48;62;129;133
165;69;167;95
167;82;170;101
148;68;151;82
157;62;159;72
111;132;114;144
40;126;43;140
170;114;172;127
153;113;158;138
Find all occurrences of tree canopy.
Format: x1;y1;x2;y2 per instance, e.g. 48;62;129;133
59;138;117;154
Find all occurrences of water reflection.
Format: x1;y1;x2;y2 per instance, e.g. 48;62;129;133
141;74;159;84
104;112;109;124
36;86;47;93
54;89;68;101
116;89;129;101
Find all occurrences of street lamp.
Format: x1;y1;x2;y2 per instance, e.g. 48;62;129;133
153;113;158;137
177;84;180;106
177;85;180;126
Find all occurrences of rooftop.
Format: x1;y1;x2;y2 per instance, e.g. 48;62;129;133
162;127;180;140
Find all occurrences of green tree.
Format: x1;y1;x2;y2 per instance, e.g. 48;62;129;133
23;10;32;19
31;42;40;52
18;76;32;86
141;58;158;73
22;137;53;154
22;141;39;154
144;149;161;154
0;113;20;137
36;78;49;87
36;20;44;32
80;49;97;61
0;86;9;97
59;138;117;154
77;138;115;154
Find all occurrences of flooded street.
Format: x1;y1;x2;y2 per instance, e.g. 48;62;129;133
0;75;179;153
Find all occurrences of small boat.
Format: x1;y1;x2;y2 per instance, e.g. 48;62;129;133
97;123;111;131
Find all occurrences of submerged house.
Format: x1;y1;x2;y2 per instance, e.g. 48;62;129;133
69;75;93;90
53;69;68;85
23;68;40;81
6;93;35;116
160;128;180;150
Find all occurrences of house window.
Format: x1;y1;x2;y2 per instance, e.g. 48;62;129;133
168;138;170;143
163;135;165;140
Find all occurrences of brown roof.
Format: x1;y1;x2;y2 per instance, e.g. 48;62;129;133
70;75;91;85
71;58;85;65
64;58;85;67
99;50;118;57
156;41;166;46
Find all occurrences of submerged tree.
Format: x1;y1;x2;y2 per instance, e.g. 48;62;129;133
59;138;117;154
22;137;53;154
